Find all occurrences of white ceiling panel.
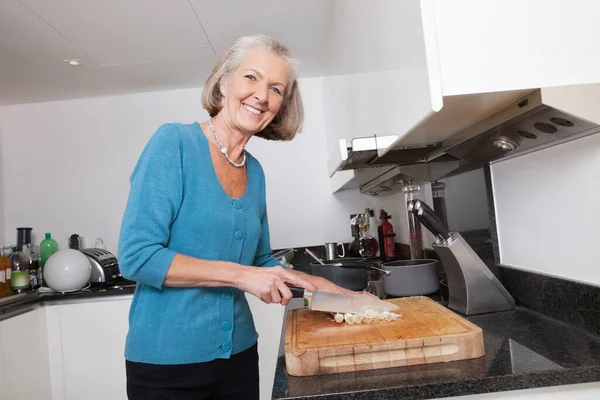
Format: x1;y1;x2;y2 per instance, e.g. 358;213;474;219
0;1;336;106
0;0;96;67
19;0;215;65
190;0;334;77
0;55;215;106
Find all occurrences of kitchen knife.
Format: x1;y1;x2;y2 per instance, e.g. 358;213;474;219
413;200;451;241
304;290;399;314
413;206;443;240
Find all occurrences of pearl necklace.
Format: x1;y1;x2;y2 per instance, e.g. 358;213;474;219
208;116;247;168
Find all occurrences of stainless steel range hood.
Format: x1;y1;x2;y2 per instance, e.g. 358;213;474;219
348;84;600;196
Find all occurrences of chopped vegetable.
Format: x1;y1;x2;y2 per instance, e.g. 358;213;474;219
333;308;402;325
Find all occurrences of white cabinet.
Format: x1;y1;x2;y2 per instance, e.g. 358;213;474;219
44;299;132;400
323;0;600;190
0;308;51;400
0;295;284;400
246;294;286;400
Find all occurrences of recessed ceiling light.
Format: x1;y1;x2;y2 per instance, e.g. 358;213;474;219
63;59;81;66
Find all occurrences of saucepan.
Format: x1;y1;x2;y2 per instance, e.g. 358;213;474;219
381;259;440;297
310;258;389;291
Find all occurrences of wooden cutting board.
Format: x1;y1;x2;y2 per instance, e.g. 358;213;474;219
284;296;484;376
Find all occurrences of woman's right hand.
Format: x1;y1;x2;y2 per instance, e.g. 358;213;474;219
236;266;317;306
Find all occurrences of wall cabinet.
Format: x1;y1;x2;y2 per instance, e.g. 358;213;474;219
323;0;600;191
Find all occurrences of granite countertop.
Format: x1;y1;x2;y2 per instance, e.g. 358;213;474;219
0;283;136;322
273;306;600;400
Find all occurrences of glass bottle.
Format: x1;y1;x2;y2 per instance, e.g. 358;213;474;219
357;216;379;258
40;233;59;288
0;248;6;298
403;184;423;260
0;248;13;297
10;246;31;293
364;208;379;256
2;247;14;297
27;244;41;290
348;214;362;257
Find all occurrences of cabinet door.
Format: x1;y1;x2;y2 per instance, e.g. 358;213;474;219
246;294;285;400
434;0;600;95
0;308;51;399
59;299;131;400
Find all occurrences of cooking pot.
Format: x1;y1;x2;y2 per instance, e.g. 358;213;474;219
310;258;373;291
382;259;440;297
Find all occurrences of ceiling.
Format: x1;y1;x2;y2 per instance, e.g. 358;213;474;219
0;0;335;106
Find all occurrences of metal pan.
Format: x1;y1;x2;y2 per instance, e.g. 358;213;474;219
310;258;371;291
382;259;440;297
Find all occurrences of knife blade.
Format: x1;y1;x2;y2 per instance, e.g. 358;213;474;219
304;290;399;314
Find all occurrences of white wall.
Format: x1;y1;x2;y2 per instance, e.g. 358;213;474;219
443;169;489;232
0;78;383;252
491;132;600;286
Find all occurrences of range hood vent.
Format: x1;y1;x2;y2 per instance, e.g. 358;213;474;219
347;84;600;196
443;101;598;164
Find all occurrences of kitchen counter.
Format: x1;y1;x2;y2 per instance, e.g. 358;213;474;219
0;283;136;322
273;306;600;399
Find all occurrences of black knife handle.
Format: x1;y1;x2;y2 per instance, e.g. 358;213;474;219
413;200;451;240
285;284;306;298
414;207;442;239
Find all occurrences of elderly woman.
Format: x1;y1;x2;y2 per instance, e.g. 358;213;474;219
118;35;352;400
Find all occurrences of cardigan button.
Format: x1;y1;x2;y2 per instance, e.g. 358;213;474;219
221;321;232;331
235;231;243;240
221;342;232;352
233;201;241;210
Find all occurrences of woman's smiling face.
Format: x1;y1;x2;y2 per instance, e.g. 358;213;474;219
219;47;290;135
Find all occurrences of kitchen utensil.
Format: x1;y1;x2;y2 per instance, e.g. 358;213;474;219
304;290;399;314
272;248;296;265
69;234;82;250
323;242;345;260
414;200;451;241
304;248;325;265
382;259;440;297
369;264;391;276
284;296;484;376
16;227;32;247
80;248;122;286
44;249;92;292
310;258;369;291
409;200;515;315
404;185;423;259
433;233;515;315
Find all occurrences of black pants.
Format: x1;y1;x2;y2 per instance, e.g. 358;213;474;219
126;344;259;400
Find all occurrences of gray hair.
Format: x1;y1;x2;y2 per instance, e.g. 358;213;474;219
202;34;304;141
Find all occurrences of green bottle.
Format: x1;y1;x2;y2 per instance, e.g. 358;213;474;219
40;233;58;287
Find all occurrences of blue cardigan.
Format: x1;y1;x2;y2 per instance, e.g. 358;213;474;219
118;122;281;364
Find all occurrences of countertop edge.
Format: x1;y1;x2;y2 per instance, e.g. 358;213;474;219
0;287;136;322
273;364;600;400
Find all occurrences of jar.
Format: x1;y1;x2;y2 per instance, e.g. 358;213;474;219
431;181;448;227
403;184;423;260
